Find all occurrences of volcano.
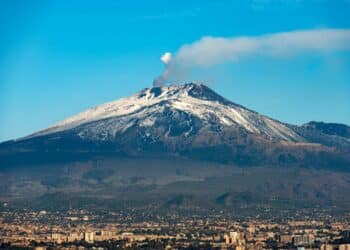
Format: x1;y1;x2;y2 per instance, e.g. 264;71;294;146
0;83;350;212
1;83;349;167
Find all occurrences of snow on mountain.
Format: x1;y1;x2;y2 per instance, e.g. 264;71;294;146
30;83;303;142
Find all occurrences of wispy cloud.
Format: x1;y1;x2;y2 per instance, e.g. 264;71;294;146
153;28;350;85
175;28;350;66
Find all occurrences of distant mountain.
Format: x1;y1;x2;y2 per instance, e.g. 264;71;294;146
1;83;349;168
1;83;350;213
291;121;350;150
304;121;350;138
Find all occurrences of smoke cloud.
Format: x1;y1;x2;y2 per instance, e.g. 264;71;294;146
160;52;172;64
152;52;173;87
153;28;350;86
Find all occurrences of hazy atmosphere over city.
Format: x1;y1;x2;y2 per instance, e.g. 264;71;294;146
1;1;350;250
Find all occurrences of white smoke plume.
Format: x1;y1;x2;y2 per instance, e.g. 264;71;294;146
153;28;350;86
152;52;173;87
160;52;172;64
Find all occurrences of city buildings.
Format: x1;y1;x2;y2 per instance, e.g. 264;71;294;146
0;208;349;249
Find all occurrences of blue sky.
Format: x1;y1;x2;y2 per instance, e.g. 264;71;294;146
1;0;350;141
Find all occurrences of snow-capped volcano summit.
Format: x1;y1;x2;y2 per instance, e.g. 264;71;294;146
32;83;302;142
